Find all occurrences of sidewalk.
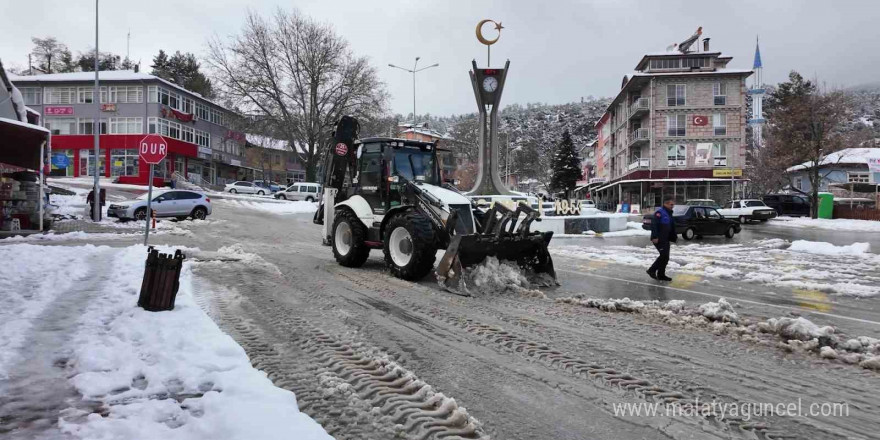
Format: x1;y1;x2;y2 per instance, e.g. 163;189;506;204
0;244;331;440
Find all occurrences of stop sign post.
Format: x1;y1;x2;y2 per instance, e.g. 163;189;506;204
139;135;168;245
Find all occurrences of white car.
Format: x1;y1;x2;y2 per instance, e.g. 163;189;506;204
718;199;778;223
225;181;267;195
107;190;212;221
274;182;322;202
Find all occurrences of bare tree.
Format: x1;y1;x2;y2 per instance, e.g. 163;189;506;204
29;37;76;74
206;9;388;181
765;72;852;218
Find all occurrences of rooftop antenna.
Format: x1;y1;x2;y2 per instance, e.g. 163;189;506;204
126;29;131;61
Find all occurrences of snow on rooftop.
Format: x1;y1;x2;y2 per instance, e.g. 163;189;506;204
787;148;880;171
9;70;225;108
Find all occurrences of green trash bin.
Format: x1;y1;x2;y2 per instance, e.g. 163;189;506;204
817;192;834;219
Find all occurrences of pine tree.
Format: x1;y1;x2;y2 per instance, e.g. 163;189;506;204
151;50;214;98
549;130;582;197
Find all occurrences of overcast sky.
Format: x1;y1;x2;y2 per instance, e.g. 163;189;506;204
2;0;879;116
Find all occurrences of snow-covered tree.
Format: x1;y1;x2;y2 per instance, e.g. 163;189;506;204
550;130;582;196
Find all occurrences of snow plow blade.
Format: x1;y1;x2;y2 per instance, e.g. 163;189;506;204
436;202;557;293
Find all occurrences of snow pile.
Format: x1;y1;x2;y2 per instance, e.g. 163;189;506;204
60;245;331;439
556;295;880;371
580;222;650;238
216;199;317;215
456;257;547;298
770;216;880;233
788;240;870;256
757;317;835;343
0;244;101;378
698;298;739;323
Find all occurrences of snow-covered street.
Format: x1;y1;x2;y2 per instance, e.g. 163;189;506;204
5;194;878;439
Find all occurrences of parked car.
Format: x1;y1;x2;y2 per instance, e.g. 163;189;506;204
253;180;282;193
762;194;811;217
108;190;212;221
274;182;322;201
225;181;267;195
718;199;778;223
685;199;722;209
642;205;740;240
579;200;597;209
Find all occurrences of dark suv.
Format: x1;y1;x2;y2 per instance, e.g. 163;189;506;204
762;194;811;217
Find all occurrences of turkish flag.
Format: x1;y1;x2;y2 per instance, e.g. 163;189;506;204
692;115;708;126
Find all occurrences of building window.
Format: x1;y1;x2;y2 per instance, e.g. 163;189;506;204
181;126;194;144
794;177;803;190
109;117;143;134
713;143;727;166
651;58;681;70
848;172;871;183
110;86;143;103
78;118;107;135
666;84;686;106
713;82;727;105
682;57;708;68
713;113;727;136
20;87;41;105
44;87;76;104
44;118;77;135
667;114;686;137
195;130;210;148
148;86;159;103
195;102;210;121
667;144;686;166
77;87;95;104
110;149;139;176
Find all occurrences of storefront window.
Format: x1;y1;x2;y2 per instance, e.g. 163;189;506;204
110;149;139;177
80;149;107;176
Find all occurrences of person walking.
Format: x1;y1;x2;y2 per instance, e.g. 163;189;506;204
647;197;677;281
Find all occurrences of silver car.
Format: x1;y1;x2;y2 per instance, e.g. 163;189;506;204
224;181;266;195
108;190;213;221
274;182;322;201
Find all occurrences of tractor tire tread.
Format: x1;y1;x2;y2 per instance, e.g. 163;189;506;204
384;211;437;281
333;208;370;267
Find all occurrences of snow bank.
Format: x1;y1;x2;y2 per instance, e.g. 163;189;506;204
770;216;880;233
0;244;102;378
216;199;317;215
788;240;870;256
59;245;331;439
580;222;650;237
556;296;880;372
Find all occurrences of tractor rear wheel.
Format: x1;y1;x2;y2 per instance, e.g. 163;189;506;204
383;212;437;281
332;209;370;267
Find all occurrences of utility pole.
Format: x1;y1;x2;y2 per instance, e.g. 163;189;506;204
389;58;439;127
92;0;101;222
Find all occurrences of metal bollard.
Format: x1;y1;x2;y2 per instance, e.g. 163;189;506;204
137;246;186;311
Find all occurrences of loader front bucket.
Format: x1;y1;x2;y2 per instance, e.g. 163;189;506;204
436;230;557;294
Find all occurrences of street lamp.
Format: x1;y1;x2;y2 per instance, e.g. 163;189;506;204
389;57;439;126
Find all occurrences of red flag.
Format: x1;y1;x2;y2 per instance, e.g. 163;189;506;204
692;115;708;126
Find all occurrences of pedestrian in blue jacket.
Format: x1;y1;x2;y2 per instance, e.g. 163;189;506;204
647;197;677;281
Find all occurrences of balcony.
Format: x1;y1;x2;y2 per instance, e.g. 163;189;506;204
628;158;650;171
713;157;728;167
629;98;650;119
628;128;650;146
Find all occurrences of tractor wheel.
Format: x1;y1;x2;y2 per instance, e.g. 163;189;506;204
332;209;370;267
383;212;437;281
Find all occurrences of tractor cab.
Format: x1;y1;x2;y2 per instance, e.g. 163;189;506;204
351;138;442;214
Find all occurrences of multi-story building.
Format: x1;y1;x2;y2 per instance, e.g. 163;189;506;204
243;134;307;184
9;70;246;186
592;29;752;211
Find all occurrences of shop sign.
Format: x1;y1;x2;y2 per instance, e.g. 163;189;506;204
225;130;246;143
554;199;581;216
101;103;117;112
713;169;743;177
695;143;712;166
44;106;73;116
51;153;69;168
230;159;242;167
198;146;212;155
868;158;880;173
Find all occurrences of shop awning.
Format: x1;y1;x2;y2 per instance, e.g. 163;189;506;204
595;177;749;193
0;116;49;170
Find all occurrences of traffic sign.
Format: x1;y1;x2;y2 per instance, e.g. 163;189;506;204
139;134;168;165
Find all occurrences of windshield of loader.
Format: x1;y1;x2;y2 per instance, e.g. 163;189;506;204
393;147;438;185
